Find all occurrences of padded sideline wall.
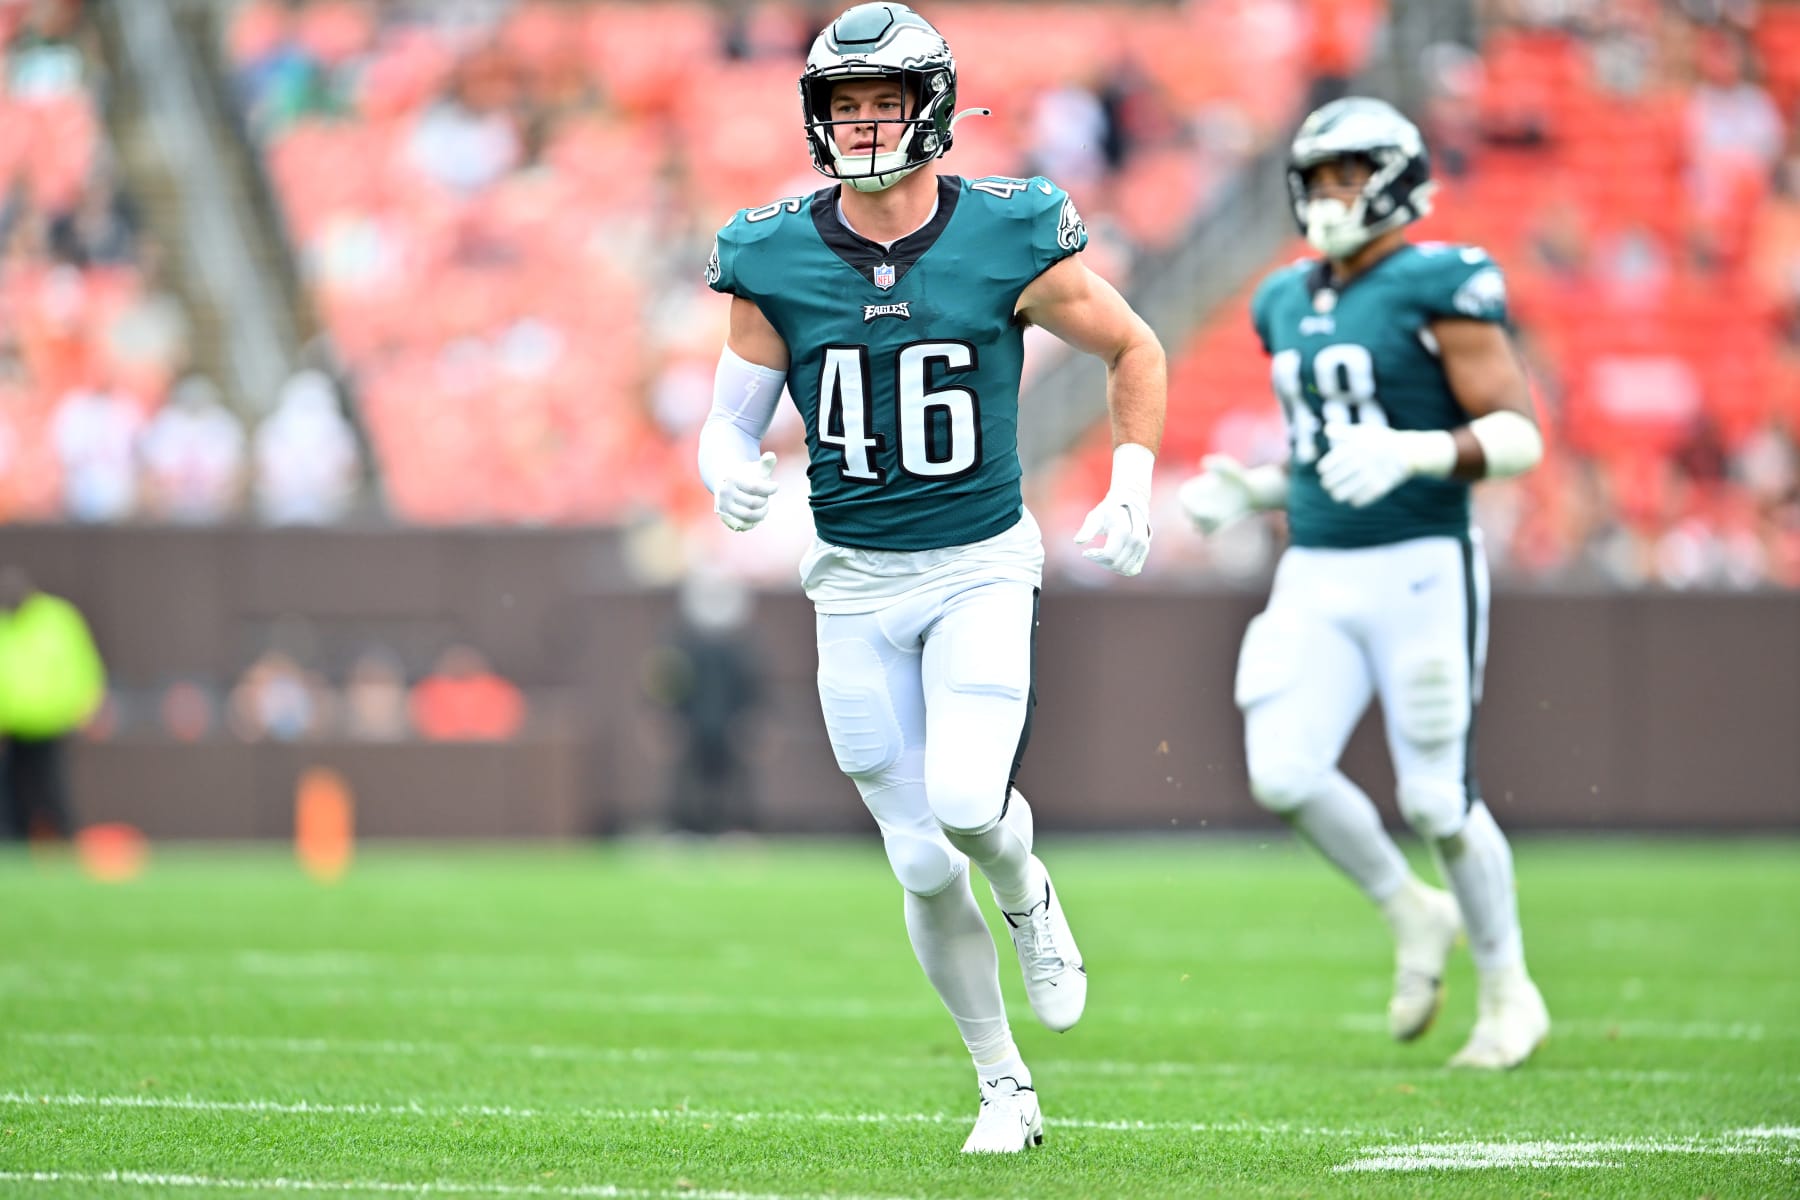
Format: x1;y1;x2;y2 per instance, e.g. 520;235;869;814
1;526;1794;835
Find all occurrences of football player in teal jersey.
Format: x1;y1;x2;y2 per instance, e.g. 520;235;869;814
698;3;1165;1151
1179;97;1550;1069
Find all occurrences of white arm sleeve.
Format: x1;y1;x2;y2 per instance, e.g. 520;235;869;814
698;345;786;494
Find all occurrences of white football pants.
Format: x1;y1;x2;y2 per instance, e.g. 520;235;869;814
1239;533;1490;841
815;578;1038;896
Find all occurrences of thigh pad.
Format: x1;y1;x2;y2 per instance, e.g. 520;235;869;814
816;637;905;778
1391;653;1470;747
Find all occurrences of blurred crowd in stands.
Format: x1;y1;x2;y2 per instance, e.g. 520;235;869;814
93;631;529;746
3;0;1797;590
0;0;367;526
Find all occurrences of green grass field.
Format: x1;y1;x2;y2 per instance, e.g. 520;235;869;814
1;837;1796;1199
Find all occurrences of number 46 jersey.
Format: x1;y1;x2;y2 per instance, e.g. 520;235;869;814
707;174;1087;552
1251;243;1510;549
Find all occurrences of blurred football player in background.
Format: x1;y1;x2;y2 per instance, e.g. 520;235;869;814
700;2;1165;1152
1180;97;1550;1069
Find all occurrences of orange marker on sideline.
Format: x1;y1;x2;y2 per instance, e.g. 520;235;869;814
75;823;148;882
296;767;354;882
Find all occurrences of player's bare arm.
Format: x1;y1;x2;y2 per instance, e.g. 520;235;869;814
1432;316;1540;481
1017;254;1166;575
727;295;789;372
1016;255;1165;453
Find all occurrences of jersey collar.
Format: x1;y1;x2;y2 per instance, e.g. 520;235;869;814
811;175;962;291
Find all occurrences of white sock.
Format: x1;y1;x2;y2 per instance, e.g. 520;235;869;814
1287;770;1412;904
1434;801;1524;972
943;789;1036;911
974;1049;1031;1090
902;872;1014;1064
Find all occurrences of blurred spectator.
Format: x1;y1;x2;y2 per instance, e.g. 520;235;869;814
229;0;340;137
5;0;90;101
1750;148;1800;346
645;570;765;834
158;678;219;742
104;236;192;384
1028;75;1112;194
47;166;136;268
253;367;361;523
138;375;246;522
406;50;522;194
50;374;143;522
342;645;411;741
409;644;524;741
0;565;105;840
1594;222;1673;306
1684;31;1783;231
228;648;333;742
1420;42;1484;179
1528;192;1591;280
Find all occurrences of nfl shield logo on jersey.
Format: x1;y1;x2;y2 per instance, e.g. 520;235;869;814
873;262;896;290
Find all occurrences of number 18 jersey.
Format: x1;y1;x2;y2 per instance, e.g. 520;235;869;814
707;174;1086;552
1250;242;1510;549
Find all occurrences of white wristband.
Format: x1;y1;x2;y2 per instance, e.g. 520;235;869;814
1468;410;1543;479
1110;442;1155;508
1398;430;1458;479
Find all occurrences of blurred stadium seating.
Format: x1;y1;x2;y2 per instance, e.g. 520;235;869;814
1069;0;1800;587
7;0;1788;591
0;0;203;521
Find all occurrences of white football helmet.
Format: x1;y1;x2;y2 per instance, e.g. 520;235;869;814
1287;97;1436;260
800;4;975;193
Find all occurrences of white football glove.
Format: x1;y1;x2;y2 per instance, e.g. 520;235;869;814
1178;454;1257;534
1074;493;1152;577
713;451;778;532
1317;423;1455;509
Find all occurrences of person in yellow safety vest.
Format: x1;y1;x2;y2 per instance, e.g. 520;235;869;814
0;566;105;840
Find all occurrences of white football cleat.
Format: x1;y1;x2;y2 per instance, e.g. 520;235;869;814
996;856;1086;1032
1385;881;1463;1041
961;1073;1043;1154
1449;966;1550;1069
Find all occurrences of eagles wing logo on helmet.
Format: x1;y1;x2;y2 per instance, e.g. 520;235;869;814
705;239;721;286
1057;196;1086;252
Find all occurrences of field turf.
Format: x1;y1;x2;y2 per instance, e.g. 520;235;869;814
0;837;1795;1198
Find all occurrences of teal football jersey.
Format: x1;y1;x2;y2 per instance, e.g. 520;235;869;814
1250;242;1510;548
707;174;1087;551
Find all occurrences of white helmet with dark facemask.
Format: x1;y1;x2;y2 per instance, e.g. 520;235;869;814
1287;97;1436;260
800;4;981;193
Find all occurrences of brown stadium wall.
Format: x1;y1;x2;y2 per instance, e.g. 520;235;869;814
2;526;1795;837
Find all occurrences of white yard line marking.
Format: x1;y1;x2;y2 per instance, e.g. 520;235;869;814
3;977;1788;1042
0;1091;1378;1138
0;1172;923;1200
6;1030;1720;1086
1335;1130;1794;1173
